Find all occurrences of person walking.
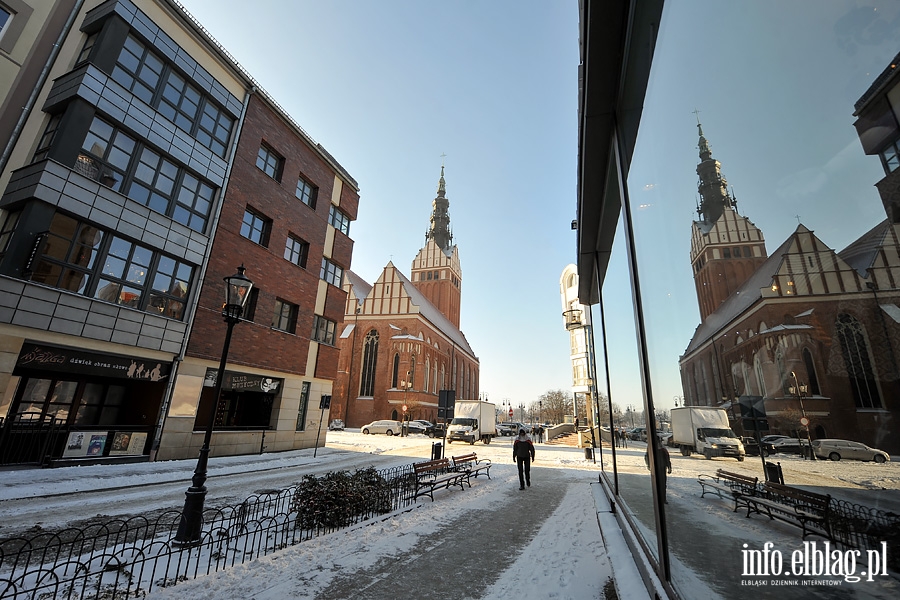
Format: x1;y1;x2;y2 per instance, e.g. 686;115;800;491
645;440;673;503
513;429;535;490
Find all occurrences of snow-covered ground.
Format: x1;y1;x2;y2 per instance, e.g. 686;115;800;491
1;431;898;599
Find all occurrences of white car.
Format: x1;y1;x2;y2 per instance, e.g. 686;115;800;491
812;439;890;463
361;420;402;436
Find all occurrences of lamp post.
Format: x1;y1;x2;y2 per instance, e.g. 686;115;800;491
628;404;636;428
519;403;525;423
400;371;411;437
174;265;253;545
673;396;683;408
538;400;543;424
790;370;815;461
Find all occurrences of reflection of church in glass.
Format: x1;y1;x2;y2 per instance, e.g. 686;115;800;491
680;55;900;453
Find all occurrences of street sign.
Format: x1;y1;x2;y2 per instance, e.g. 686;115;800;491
402;404;408;413
438;390;455;419
800;416;809;427
319;395;332;409
508;408;513;418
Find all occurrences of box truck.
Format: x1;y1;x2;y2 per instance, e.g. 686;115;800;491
671;406;745;460
447;401;496;445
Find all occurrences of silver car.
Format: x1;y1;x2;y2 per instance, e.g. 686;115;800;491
812;439;890;463
361;420;402;436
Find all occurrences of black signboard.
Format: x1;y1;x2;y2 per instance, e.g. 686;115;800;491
16;342;171;381
204;369;282;393
742;418;770;432
438;389;455;419
739;395;766;419
319;395;332;409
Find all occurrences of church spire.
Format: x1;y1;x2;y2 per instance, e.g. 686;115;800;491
695;122;734;225
426;164;453;252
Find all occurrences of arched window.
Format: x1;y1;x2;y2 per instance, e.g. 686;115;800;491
754;353;767;397
802;348;820;396
424;358;430;392
775;347;787;395
452;357;457;391
391;353;400;388
409;355;416;390
440;364;445;391
432;361;437;393
359;330;379;397
835;313;882;408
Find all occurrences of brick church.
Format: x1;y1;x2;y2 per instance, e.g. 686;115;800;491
679;56;900;455
331;167;479;427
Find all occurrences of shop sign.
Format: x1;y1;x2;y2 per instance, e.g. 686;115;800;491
203;368;282;393
16;342;171;381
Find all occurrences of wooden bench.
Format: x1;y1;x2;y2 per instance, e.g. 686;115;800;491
743;482;832;541
413;458;467;502
451;453;492;484
698;469;759;512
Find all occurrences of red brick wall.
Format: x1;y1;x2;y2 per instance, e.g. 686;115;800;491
186;95;358;377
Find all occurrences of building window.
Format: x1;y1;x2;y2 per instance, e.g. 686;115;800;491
424;358;430;392
241;208;271;247
272;299;298;333
296;381;310;431
392;353;400;388
27;213;193;319
359;330;379;397
312;315;336;345
243;288;259;322
112;33;163;104
409;356;416;391
111;34;233;157
880;139;899;175
329;205;350;234
802;348;820;396
835;313;882;409
256;144;283;181
33;114;61;162
284;235;309;268
320;258;343;287
0;8;11;37
296;176;317;208
76;31;97;64
0;210;20;259
76;117;215;232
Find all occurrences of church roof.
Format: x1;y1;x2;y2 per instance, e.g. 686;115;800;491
345;267;477;359
683;233;797;356
837;218;890;277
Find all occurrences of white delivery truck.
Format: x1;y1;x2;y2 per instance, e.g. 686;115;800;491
671;406;745;461
447;401;496;445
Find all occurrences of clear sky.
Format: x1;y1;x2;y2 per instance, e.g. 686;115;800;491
177;0;581;407
175;0;900;415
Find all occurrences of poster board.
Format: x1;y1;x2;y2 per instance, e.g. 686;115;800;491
108;431;148;456
63;432;108;458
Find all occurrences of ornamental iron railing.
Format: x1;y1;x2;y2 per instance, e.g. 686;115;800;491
0;464;416;599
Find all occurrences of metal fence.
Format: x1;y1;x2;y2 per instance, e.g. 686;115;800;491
0;414;68;467
829;498;900;571
0;464;416;599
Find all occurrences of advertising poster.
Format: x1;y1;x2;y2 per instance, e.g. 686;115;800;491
86;434;107;456
62;431;87;458
109;432;132;455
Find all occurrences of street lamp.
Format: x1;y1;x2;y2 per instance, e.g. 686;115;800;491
400;371;412;437
790;371;815;460
538;400;543;424
174;265;253;545
673;396;683;408
628;404;636;428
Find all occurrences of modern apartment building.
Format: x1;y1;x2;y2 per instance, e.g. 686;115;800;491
0;0;357;465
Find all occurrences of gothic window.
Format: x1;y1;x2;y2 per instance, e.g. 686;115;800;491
754;353;767;397
440;364;446;391
392;353;400;388
409;356;416;390
433;361;438;393
359;330;379;397
424;358;430;392
775;347;787;395
802;348;820;396
835;314;882;408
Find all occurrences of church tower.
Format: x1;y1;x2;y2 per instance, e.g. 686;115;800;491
690;122;768;320
411;165;463;328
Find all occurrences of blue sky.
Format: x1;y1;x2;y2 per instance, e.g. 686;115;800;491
177;0;581;407
177;0;899;415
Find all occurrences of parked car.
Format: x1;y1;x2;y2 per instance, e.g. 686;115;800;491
628;427;647;441
497;423;517;436
812;439;890;463
760;435;791;445
328;419;345;431
770;437;810;454
741;436;776;457
361;420;403;436
405;420;428;435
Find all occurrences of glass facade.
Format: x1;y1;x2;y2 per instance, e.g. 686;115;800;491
580;2;900;597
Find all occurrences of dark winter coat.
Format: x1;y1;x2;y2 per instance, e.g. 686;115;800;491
513;437;535;461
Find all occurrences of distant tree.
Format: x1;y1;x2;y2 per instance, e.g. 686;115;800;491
536;389;571;424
